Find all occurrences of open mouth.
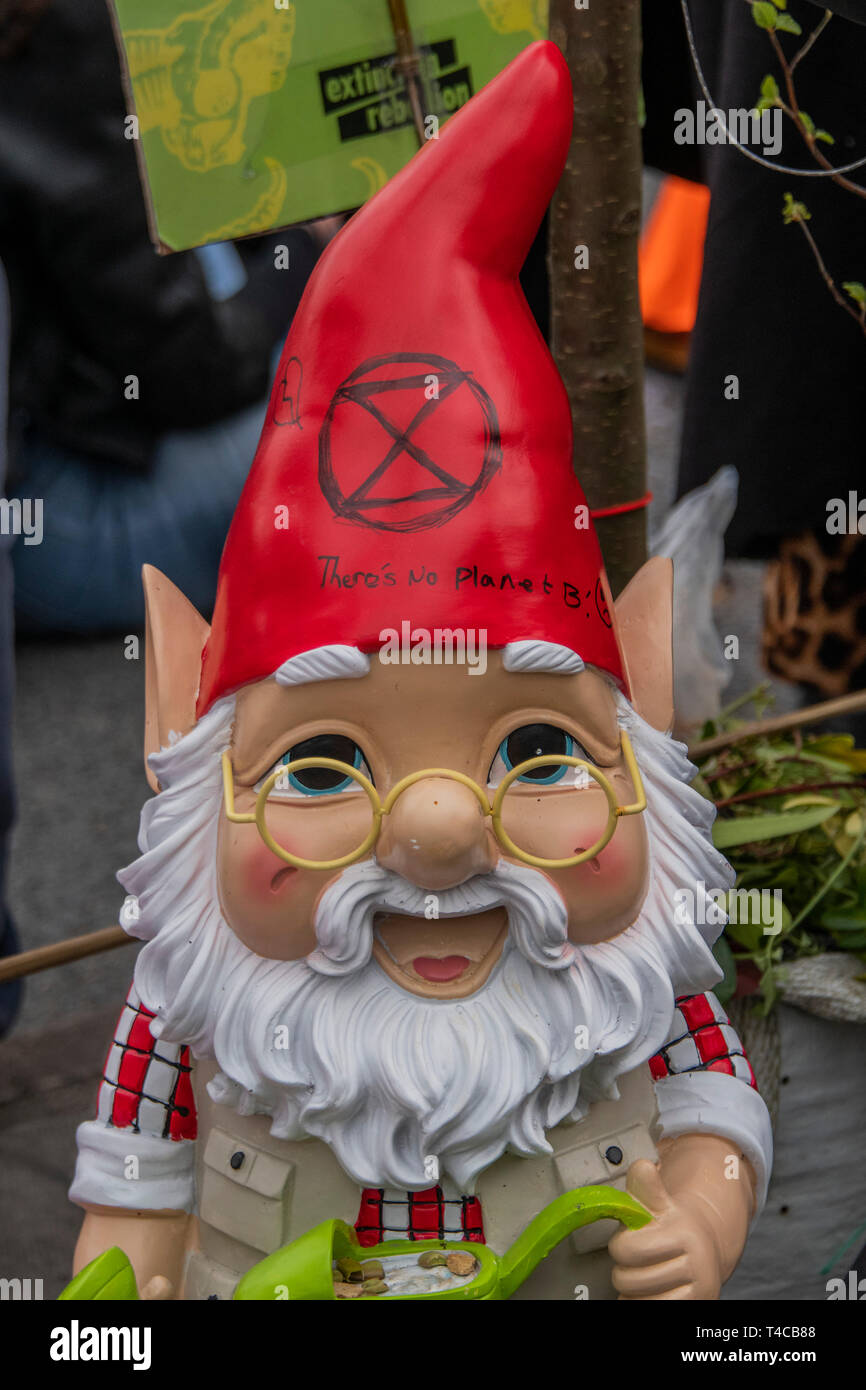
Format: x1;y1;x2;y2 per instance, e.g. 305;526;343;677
371;905;508;998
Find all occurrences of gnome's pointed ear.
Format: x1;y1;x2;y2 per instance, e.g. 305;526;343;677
143;566;210;792
614;557;674;734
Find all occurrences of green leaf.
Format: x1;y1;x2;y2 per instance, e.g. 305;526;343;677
786;750;855;773
761;72;783;102
806;735;865;767
819;899;866;929
824;927;866;949
756;969;778;1015
712;933;738;1004
775;12;803;32
751;1;778;29
771;0;787;8
781;794;839;811
761;741;802;762
726;890;792;949
725;917;764;952
843;281;866;307
713;802;839;849
815;129;835;145
782;191;811;223
799;110;815;137
808;734;855;753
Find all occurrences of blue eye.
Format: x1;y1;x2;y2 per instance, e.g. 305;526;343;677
258;735;371;798
488;724;591;787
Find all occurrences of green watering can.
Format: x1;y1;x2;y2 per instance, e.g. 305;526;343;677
60;1184;650;1302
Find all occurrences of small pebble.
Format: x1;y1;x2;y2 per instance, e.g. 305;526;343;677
360;1260;385;1280
417;1251;447;1269
334;1281;364;1299
336;1257;364;1283
445;1252;479;1277
362;1278;389;1295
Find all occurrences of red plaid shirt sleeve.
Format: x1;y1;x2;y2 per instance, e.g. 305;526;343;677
95;981;197;1140
647;991;772;1211
648;992;757;1088
70;980;197;1212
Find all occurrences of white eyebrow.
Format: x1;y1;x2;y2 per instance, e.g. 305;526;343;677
274;645;371;686
502;641;585;675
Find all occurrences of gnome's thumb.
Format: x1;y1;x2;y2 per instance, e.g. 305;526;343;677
626;1159;674;1217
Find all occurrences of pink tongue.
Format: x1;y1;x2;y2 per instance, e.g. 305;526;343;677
413;955;470;983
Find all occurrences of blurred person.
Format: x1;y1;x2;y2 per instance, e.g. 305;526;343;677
643;0;866;707
0;0;335;631
0;259;22;1037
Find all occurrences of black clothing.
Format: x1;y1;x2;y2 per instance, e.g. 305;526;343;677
643;0;866;557
0;0;317;473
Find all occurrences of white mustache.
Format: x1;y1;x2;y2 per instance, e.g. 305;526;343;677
308;858;572;978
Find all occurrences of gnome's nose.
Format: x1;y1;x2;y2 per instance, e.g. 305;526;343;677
376;778;496;890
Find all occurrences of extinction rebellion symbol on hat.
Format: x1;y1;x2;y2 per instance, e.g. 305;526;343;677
318;352;502;533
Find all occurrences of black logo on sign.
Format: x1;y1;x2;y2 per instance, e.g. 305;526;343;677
318;41;473;143
318;353;501;533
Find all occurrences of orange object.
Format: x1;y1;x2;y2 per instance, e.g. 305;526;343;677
639;176;710;335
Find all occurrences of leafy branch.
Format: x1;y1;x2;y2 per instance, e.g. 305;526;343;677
782;193;866;335
747;2;866;336
789;7;832;72
753;6;866;201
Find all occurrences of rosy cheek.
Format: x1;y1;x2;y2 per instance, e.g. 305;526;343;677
554;835;641;909
590;837;634;882
545;812;611;864
218;839;318;960
239;841;299;901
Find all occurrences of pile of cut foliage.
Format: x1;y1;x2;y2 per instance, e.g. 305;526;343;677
691;687;866;1013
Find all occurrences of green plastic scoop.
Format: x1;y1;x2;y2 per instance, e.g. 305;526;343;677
61;1185;650;1302
59;1245;140;1301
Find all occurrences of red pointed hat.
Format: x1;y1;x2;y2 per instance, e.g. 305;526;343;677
196;40;626;717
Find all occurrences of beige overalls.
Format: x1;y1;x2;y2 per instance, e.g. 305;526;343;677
182;1059;658;1301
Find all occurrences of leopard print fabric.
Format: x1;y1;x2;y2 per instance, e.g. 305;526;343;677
763;530;866;697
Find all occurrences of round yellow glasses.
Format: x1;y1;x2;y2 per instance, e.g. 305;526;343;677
222;732;646;873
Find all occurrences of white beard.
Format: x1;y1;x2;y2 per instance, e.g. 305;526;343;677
120;689;731;1192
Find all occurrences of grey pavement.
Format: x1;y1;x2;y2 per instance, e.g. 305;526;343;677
9;635;145;1033
1;637;147;1294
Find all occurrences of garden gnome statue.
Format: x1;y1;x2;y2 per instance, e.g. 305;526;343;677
70;41;771;1300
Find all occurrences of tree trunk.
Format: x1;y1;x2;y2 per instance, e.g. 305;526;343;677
548;0;647;597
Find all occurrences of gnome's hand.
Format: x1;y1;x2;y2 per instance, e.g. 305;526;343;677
608;1140;754;1300
74;1205;192;1302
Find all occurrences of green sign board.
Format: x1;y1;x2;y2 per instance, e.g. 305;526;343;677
108;0;549;251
